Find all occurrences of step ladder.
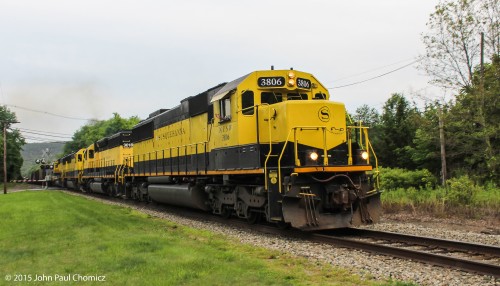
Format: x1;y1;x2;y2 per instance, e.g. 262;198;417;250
300;187;319;227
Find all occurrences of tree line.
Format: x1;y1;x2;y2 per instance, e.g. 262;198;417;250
62;113;140;154
357;0;498;186
354;54;498;186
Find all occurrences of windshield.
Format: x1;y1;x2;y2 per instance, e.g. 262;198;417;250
261;91;308;105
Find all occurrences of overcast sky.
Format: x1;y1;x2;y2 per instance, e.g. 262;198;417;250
0;0;442;143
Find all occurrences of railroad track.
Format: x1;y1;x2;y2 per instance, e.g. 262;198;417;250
313;228;500;278
59;188;500;278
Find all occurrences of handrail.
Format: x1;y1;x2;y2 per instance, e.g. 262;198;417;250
347;125;367;165
114;164;122;183
260;103;274;191
277;128;295;193
130;141;209;176
365;129;380;189
277;126;328;193
273;125;378;193
347;125;380;189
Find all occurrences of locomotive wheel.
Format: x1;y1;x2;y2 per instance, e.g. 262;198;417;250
221;207;232;219
276;220;291;230
247;211;261;224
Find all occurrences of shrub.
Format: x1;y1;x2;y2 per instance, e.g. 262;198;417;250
379;167;437;190
380;174;499;218
445;175;481;206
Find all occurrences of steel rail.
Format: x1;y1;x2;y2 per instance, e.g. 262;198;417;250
348;228;500;257
311;232;500;278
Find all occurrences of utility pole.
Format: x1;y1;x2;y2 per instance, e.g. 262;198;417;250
3;120;19;194
478;32;494;175
438;106;447;186
480;32;484;78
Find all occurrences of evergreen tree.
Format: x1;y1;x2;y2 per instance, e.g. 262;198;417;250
377;94;421;169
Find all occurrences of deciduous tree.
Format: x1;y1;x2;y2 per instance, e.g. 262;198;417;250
447;55;500;183
0;106;25;180
64;113;140;154
419;0;499;89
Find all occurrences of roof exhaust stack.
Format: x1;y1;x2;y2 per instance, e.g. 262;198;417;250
271;65;274;70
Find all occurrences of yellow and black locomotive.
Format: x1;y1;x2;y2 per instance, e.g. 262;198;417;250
56;69;381;230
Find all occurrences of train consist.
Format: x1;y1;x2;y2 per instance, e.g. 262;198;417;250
52;69;381;230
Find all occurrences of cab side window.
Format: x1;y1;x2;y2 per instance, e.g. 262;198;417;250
241;90;254;115
219;98;231;121
89;150;95;159
261;92;282;105
314;93;326;100
287;93;308;100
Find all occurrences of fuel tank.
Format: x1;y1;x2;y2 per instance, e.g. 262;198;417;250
90;182;106;194
66;181;75;189
148;184;210;211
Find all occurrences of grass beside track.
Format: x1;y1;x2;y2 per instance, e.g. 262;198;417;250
0;190;412;286
381;186;500;218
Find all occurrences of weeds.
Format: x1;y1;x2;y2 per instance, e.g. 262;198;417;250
380;170;500;218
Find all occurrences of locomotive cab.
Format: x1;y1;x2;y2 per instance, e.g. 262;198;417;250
83;144;98;177
51;159;62;186
60;149;85;190
81;132;134;195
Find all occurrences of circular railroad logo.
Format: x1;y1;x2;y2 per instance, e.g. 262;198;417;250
318;106;330;122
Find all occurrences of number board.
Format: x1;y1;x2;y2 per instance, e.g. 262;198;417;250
296;78;312;89
258;77;285;87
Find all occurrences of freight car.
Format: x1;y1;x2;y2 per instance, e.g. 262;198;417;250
56;69;381;231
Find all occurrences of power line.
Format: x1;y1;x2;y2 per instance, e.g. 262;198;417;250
20;130;73;139
327;59;420;89
18;127;73;136
329;57;417;84
6;104;93;121
23;135;67;143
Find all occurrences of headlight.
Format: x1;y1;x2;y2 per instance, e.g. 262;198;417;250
309;151;319;161
361;151;369;160
305;150;320;166
288;78;295;87
288;71;295;79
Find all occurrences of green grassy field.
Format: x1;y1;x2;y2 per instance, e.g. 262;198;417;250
0;191;410;286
